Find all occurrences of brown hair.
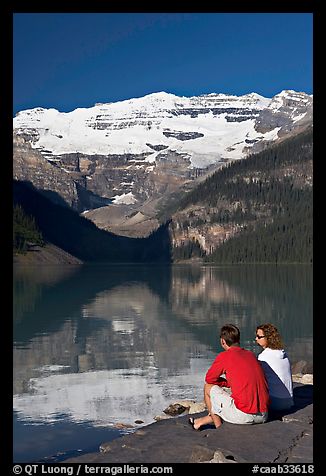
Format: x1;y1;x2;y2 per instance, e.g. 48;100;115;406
256;323;284;350
220;324;240;346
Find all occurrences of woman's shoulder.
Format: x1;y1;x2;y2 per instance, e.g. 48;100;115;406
257;347;277;359
258;347;289;361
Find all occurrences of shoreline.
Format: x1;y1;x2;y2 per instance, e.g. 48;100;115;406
13;244;83;265
34;372;313;464
64;378;313;464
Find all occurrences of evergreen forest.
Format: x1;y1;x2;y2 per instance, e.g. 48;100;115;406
171;127;313;263
13;204;44;254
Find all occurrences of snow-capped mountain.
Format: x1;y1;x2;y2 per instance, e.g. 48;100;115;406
14;89;312;167
13;89;312;235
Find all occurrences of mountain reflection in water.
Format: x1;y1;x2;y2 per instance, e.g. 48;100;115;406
13;264;312;462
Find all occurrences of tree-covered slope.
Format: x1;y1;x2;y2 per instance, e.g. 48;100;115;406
13;204;44;254
169;127;313;263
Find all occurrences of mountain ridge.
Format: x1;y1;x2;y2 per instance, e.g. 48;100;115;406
13;89;312;163
13;89;312;241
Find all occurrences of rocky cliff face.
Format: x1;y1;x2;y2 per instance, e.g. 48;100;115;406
13;90;312;237
13;134;79;208
170;209;245;255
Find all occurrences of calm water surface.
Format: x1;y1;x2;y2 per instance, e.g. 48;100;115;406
13;264;312;462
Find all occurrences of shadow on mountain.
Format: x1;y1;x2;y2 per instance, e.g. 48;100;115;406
75;182;113;212
37;189;70;208
13;179;172;263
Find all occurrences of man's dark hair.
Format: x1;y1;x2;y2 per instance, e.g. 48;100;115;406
220;324;240;346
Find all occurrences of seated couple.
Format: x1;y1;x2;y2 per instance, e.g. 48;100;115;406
189;323;293;431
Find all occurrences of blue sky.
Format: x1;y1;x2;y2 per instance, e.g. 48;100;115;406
13;13;313;114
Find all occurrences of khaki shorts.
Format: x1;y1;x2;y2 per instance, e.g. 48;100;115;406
210;385;268;425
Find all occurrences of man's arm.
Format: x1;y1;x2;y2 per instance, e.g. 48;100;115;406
205;354;229;387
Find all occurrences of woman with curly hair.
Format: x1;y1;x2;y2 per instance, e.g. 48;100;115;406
255;323;294;411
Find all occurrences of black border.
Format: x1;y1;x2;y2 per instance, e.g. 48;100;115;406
5;2;319;472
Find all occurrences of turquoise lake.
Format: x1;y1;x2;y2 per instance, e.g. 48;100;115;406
13;263;313;462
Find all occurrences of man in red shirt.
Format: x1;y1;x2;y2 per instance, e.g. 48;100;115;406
189;324;270;430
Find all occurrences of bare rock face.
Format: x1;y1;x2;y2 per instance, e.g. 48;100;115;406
254;90;313;134
13;134;79;208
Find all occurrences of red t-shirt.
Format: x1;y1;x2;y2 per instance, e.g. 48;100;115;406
205;346;270;414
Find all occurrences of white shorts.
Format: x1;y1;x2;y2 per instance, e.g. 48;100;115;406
210;385;268;425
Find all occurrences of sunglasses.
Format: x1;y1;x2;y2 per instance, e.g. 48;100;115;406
256;335;266;339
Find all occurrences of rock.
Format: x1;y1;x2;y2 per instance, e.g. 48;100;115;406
189;445;215;463
114;422;134;429
292;360;308;374
99;443;112;453
163;403;187;416
188;401;206;414
77;354;94;372
292;374;313;385
154;414;172;421
161;400;206;416
301;374;313;384
173;399;196;408
202;450;238;463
